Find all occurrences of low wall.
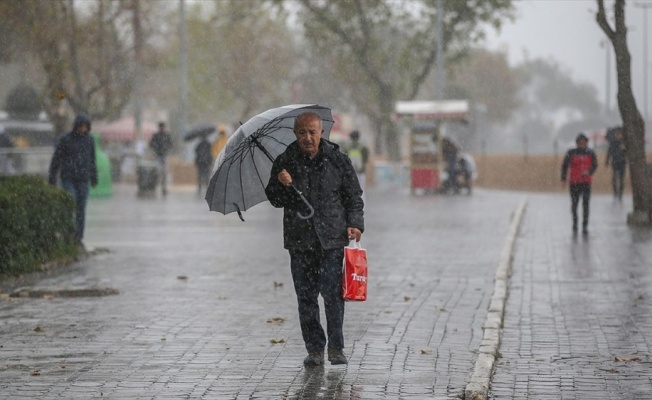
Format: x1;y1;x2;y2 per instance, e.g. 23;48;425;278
166;153;652;194
473;153;651;193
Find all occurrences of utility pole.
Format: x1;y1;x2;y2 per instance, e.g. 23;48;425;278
132;0;143;162
435;0;445;101
179;0;188;148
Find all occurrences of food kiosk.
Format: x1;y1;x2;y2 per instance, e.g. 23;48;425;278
394;100;470;194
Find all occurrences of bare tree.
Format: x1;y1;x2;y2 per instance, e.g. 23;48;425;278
597;0;650;224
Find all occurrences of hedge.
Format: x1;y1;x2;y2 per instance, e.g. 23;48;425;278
0;175;79;275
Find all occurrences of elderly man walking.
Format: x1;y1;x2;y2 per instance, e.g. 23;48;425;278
265;112;364;367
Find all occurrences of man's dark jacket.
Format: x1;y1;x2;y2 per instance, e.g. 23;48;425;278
265;139;364;250
150;130;173;158
48;114;98;185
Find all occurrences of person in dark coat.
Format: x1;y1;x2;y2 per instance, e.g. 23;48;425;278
265;112;364;367
48;114;98;242
194;134;213;196
561;133;598;234
605;126;626;201
149;121;173;196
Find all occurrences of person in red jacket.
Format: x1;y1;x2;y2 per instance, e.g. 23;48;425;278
561;133;598;234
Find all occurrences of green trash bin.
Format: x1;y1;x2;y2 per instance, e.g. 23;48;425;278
90;133;112;197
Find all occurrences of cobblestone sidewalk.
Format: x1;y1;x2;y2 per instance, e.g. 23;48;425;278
490;193;652;400
0;184;523;399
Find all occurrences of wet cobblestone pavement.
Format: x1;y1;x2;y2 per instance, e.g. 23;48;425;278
489;194;652;400
0;184;522;399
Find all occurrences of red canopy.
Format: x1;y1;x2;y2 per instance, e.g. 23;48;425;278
95;117;158;142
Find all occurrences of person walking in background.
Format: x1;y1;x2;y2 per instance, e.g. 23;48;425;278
211;125;228;161
194;134;213;196
561;133;597;234
265;112;364;367
48;114;98;244
149;121;173;196
605;126;626;201
441;137;459;194
345;130;369;201
0;128;15;175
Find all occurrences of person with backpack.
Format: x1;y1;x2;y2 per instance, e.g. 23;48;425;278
194;134;213;196
561;133;598;234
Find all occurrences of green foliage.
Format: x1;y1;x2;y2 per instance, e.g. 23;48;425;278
0;175;78;275
288;0;515;159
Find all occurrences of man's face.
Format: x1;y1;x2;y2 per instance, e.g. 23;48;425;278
294;116;323;158
615;130;623;140
77;123;89;135
577;139;587;149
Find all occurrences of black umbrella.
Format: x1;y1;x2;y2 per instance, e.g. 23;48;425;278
183;124;216;142
204;104;334;221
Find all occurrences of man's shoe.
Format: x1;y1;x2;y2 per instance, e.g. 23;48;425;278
303;351;324;367
328;349;348;365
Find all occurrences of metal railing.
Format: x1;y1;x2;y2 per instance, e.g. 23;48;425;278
0;147;54;177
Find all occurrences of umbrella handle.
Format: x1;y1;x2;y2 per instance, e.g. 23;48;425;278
291;185;314;220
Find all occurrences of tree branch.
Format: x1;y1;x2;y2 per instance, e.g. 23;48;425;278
596;0;615;41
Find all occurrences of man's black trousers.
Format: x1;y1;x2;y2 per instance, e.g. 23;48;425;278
289;247;345;353
570;183;591;229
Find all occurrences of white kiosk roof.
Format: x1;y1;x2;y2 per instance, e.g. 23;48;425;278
395;100;470;120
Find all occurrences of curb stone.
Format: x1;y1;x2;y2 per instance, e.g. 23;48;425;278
464;196;528;400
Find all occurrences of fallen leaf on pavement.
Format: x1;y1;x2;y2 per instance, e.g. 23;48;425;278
31;370;41;376
177;275;188;280
34;326;44;333
421;348;433;355
43;294;54;300
614;356;640;362
274;281;284;288
266;317;285;324
269;339;286;344
0;365;9;371
404;296;412;301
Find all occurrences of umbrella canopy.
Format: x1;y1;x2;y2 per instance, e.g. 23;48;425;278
183;124;216;142
205;104;334;220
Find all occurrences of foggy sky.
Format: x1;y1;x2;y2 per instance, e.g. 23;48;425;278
484;0;650;120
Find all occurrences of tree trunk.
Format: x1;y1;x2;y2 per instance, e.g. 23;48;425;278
597;0;650;224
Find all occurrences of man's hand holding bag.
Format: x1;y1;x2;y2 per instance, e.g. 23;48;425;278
343;240;368;301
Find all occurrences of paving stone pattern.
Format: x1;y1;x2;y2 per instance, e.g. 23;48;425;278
489;194;652;400
0;185;522;399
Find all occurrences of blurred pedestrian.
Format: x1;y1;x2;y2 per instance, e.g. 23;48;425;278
211;125;228;161
605;126;626;201
149;121;173;196
265;112;364;367
194;134;213;196
48;114;98;244
345;130;369;201
0;128;15;175
441;137;459;193
561;133;597;234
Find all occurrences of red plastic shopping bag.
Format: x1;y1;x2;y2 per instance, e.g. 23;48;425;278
343;241;367;301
